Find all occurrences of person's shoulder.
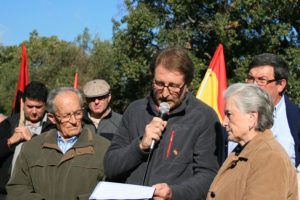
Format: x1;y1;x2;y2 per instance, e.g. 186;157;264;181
111;110;122;119
92;133;110;143
4;114;20;125
188;93;219;115
0;114;20;132
284;95;300;122
20;131;52;155
90;131;111;150
124;98;148;113
128;98;148;107
27;129;55;144
251;132;291;162
284;95;299;110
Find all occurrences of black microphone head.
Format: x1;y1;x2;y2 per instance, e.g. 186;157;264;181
159;102;170;115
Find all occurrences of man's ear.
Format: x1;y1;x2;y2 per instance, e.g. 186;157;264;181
277;79;287;94
47;113;57;125
108;94;112;103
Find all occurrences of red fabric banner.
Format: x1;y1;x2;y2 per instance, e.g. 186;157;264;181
12;45;28;115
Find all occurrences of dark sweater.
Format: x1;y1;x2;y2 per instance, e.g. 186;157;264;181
104;92;224;200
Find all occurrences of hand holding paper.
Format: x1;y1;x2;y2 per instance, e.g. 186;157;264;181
152;183;172;200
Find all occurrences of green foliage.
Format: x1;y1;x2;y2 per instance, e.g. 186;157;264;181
0;29;117;115
112;0;299;106
0;0;299;115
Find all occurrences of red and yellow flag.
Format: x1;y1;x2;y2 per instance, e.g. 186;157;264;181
196;44;227;123
12;45;29;115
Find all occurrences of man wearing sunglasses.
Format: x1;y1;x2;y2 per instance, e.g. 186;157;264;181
6;87;110;200
82;79;122;141
104;47;223;200
227;53;300;169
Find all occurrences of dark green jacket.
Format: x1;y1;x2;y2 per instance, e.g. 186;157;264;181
6;126;110;200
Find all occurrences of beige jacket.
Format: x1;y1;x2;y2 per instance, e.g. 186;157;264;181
207;130;298;200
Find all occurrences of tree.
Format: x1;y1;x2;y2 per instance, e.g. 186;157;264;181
112;0;299;106
0;29;120;115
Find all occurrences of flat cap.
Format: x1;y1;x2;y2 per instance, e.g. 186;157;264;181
83;79;110;98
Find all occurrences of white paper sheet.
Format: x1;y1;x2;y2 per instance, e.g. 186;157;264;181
89;181;155;200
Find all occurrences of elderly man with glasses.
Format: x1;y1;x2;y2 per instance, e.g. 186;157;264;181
104;47;224;200
228;53;300;169
82;79;122;141
6;87;110;200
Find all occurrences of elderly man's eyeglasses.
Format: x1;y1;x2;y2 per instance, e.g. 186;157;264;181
153;79;185;95
246;76;278;86
55;109;83;123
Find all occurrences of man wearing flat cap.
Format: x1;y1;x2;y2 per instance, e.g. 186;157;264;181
82;79;122;140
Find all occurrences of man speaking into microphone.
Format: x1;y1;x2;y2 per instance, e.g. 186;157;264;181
104;47;223;200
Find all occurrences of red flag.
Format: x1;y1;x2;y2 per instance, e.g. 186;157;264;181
12;45;28;115
73;72;78;89
196;44;227;122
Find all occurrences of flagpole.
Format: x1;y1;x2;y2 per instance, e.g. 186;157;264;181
20;99;24;126
196;69;212;98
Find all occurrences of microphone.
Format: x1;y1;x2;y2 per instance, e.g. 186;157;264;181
150;102;170;150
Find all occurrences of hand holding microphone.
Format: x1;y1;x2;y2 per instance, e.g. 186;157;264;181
139;102;170;151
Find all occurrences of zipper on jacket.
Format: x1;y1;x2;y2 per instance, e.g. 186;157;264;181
166;130;175;158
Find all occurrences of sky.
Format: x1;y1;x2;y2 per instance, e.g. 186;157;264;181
0;0;127;46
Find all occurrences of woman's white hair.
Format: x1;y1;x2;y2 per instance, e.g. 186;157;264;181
224;83;274;131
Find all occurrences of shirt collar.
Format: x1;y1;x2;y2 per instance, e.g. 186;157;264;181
24;113;48;127
57;131;79;143
273;95;285;118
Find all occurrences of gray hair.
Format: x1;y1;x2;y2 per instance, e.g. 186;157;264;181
47;87;83;114
224;83;274;131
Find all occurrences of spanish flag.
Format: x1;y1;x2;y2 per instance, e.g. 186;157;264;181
12;45;28;116
196;44;227;123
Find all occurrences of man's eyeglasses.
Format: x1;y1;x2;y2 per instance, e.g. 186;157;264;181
87;95;109;102
153;79;185;95
246;76;278;86
55;109;83;123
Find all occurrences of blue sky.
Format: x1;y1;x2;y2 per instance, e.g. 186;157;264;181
0;0;127;46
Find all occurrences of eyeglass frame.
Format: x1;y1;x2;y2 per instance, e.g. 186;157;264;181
54;108;84;123
86;94;110;102
153;79;185;95
246;75;280;86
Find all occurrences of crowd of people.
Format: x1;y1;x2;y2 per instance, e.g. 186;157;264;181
0;46;299;200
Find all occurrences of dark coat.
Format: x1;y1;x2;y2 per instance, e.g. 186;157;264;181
6;126;110;200
104;92;224;200
285;95;300;167
0;113;54;194
82;109;122;141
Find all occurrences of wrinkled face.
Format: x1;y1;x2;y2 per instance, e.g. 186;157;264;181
87;94;111;115
24;98;46;124
152;64;188;109
223;96;251;144
247;65;285;105
48;91;83;140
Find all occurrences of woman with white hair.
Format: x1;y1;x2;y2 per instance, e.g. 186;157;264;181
207;83;297;200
